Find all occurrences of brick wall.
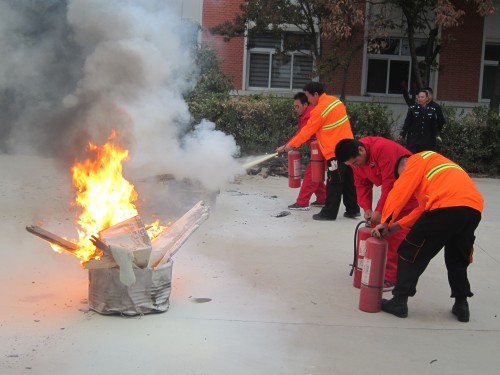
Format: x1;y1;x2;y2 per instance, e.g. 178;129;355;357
327;35;365;97
202;0;486;103
437;0;484;102
201;0;245;90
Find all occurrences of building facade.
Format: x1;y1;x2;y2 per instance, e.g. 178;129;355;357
194;0;500;116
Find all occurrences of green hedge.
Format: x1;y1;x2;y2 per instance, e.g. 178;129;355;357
346;102;394;139
187;93;500;175
188;95;394;155
438;106;500;175
188;94;297;155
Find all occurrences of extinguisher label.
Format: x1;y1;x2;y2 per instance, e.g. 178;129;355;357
357;258;364;268
361;259;371;284
312;149;319;155
359;240;367;256
293;159;301;176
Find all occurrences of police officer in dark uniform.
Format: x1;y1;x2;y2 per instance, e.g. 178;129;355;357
398;89;439;153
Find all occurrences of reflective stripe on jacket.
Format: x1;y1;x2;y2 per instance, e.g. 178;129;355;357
381;151;484;229
288;93;353;160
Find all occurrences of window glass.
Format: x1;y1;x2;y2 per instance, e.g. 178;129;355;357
271;55;292;88
249;33;280;49
485;44;500;61
247;32;313;90
367;59;388;93
248;53;270;87
482;65;496;99
366;37;431;95
292;54;313;89
388;60;410;94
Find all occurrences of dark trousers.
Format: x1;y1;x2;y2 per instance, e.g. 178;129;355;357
393;206;481;299
318;158;359;219
407;139;437;153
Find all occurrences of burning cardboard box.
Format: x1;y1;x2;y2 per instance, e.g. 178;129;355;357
27;201;209;315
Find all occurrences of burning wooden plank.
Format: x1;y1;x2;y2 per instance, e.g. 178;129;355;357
82;200;209;270
26;225;79;253
148;200;209;268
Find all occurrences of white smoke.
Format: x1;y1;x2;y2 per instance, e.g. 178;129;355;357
0;0;244;191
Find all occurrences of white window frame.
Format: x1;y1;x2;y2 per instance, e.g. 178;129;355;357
243;31;315;91
364;37;435;96
480;42;500;101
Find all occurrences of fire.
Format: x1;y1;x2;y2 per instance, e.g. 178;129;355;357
51;136;165;261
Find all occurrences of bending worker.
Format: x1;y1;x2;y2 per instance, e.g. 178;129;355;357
276;82;359;221
372;151;483;322
335;137;417;291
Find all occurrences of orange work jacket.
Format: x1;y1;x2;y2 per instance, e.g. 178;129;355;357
381;151;484;229
287;93;353;160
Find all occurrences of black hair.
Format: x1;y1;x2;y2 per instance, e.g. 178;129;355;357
303;82;325;96
335;139;364;163
394;155;411;179
293;92;309;105
424;86;433;94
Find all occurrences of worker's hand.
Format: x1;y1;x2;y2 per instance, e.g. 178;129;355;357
370;211;382;225
363;209;372;221
386;223;402;235
371;223;388;239
276;144;293;153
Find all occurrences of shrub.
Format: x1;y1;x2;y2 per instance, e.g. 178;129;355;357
346;102;394;139
214;95;296;155
185;46;233;103
439;106;500;174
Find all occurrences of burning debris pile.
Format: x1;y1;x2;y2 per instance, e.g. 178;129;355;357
26;138;210;315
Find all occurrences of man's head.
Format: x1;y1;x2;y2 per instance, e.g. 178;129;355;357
417;89;429;106
335;139;368;167
293;92;309;116
394;155;411;179
303;82;325;106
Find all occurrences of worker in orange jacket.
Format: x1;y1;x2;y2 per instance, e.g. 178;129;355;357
276;82;359;221
372;151;484;322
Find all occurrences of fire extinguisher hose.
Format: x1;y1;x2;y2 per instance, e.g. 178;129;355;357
350;220;367;276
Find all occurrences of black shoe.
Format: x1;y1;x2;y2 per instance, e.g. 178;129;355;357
288;203;310;211
310;201;325;207
312;213;336;221
452;300;470;322
381;298;408;318
343;212;361;219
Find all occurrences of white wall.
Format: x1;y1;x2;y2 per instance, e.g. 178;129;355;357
168;0;203;24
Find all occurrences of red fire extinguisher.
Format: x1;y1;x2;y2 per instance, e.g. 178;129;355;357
359;236;388;313
288;150;301;188
351;221;372;289
310;140;324;183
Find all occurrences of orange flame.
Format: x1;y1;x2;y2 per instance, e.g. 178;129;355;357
50;135;166;262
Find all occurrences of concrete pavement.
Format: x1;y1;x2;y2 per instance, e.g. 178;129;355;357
1;155;499;374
